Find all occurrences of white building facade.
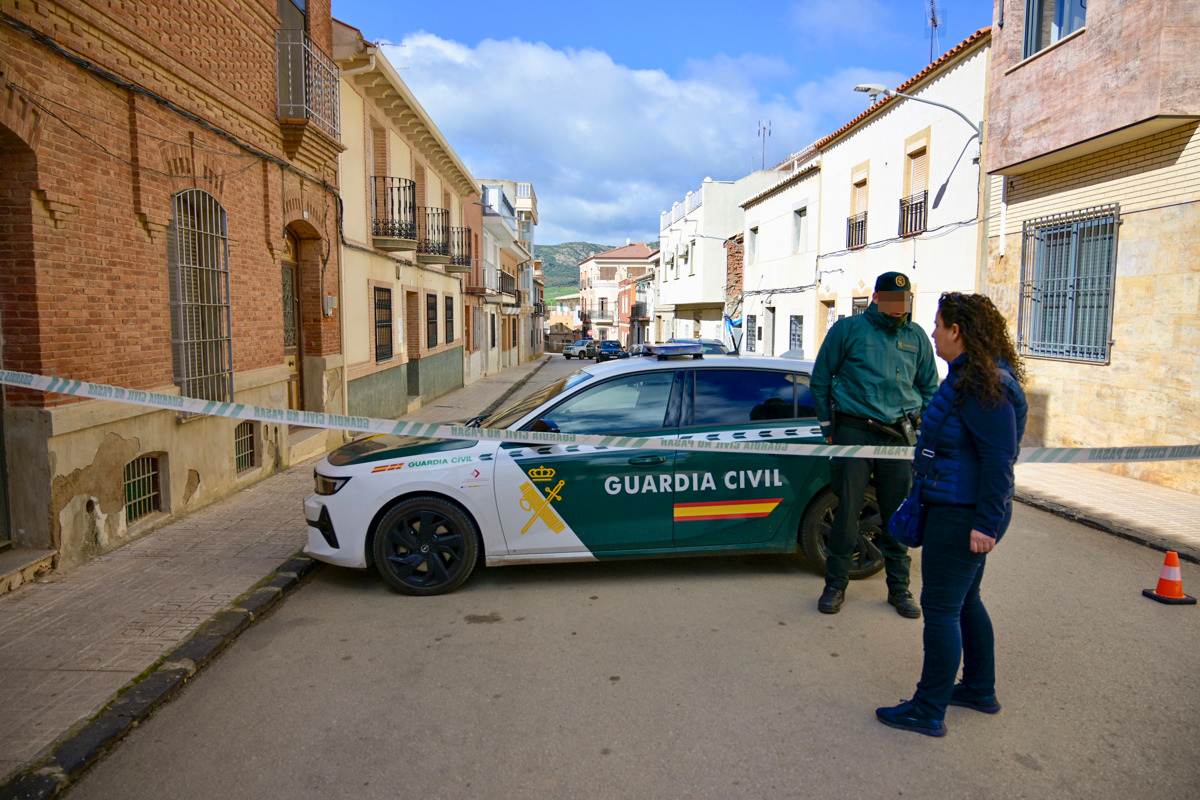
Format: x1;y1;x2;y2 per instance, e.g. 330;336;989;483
740;31;989;358
578;243;655;341
657;172;777;344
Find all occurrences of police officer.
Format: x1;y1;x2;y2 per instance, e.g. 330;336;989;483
810;272;938;617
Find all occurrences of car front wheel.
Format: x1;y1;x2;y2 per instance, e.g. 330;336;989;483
798;489;886;580
373;496;480;595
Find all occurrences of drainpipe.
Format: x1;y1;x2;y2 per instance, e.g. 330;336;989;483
337;47;376;436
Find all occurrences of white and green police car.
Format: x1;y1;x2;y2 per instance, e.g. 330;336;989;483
304;345;887;595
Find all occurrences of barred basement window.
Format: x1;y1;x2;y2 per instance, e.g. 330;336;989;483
168;189;233;403
234;421;256;473
1019;205;1118;363
374;286;393;362
124;455;162;524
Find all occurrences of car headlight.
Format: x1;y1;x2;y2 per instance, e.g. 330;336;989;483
314;471;350;495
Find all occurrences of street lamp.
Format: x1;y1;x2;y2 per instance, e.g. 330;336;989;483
853;83;982;139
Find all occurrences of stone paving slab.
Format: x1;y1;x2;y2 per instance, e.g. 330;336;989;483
0;357;558;785
1016;463;1200;562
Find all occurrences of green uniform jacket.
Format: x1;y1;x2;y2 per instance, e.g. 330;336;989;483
810;303;939;430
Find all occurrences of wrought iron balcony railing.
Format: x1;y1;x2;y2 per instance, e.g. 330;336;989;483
417;207;450;256
846;212;868;250
500;271;517;296
631;302;648;320
533;301;546;317
371;176;416;240
899;191;927;237
449;226;472;267
275;29;340;139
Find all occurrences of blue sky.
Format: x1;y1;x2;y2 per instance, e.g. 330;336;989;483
332;0;992;244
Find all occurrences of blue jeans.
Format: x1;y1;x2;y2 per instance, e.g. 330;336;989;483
912;504;995;720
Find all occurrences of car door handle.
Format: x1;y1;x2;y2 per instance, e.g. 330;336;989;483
627;455;666;466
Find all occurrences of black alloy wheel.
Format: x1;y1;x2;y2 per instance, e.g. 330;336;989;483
798;489;886;580
372;496;480;595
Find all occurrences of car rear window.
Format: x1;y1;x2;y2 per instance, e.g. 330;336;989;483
692;369;807;426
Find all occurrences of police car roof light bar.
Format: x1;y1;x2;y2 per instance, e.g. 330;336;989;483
644;343;704;360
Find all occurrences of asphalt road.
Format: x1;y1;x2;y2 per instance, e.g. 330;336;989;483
70;392;1200;799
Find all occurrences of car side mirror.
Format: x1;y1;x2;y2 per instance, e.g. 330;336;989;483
530;418;559;433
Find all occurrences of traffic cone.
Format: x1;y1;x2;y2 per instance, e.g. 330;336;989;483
1142;551;1196;605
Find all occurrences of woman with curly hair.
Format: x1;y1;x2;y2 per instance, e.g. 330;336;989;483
876;292;1028;737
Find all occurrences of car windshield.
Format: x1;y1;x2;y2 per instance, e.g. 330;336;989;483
572;340;589;346
476;370;594;429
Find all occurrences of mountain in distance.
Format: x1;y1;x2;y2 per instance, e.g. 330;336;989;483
534;242;611;289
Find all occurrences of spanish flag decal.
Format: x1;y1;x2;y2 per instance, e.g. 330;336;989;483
673;497;783;522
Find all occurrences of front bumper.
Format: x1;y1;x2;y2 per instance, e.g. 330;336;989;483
303;494;369;568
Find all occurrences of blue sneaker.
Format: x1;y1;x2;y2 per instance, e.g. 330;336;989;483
949;684;1001;714
875;700;947;737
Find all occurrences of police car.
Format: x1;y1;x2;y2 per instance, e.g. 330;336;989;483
304;344;886;595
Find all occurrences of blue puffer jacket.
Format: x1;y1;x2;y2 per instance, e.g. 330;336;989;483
914;356;1028;540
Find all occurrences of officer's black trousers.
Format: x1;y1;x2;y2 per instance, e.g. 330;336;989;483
825;421;911;592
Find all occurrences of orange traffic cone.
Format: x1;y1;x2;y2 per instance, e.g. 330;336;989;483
1142;551;1196;605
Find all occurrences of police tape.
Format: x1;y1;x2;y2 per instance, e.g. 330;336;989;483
2;369;1198;465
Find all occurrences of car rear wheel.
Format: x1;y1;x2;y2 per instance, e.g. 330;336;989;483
373;496;480;596
798;489;886;580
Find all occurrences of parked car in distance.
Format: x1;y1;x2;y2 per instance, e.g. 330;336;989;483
594;340;628;362
562;339;592;359
669;338;729;355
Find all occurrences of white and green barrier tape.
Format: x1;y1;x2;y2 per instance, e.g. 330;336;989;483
2;369;1197;464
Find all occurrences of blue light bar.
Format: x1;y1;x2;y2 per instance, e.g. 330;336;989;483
644;343;704;360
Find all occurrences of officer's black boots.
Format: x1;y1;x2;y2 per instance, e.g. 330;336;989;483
889;591;922;619
818;585;845;614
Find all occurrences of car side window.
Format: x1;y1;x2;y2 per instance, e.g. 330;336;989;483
692;369;799;426
794;374;816;419
537;371;676;435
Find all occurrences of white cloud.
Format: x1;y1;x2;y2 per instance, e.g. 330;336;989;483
383;33;897;243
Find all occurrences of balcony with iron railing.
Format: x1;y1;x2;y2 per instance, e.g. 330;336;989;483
416;207;450;262
533;301;546;317
447;226;473;273
276;28;340;158
371;176;416;249
631;302;649;320
898;191;927;238
846;212;868;250
500;271;517;297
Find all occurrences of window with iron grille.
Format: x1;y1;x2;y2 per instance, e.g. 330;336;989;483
899;190;927;237
374;286;393;362
445;296;455;342
123;455;162;524
852;298;869;316
745;314;757;352
234;421;257;473
789;315;804;352
168;190;233;402
1019;205;1118;363
426;293;439;348
846;212;868;249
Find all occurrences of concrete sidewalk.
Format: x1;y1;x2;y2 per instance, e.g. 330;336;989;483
1016;463;1200;562
0;356;555;783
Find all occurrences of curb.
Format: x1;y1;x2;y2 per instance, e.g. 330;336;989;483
1015;492;1200;564
477;355;552;418
0;553;321;800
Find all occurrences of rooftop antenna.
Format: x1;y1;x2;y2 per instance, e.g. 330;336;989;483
758;120;771;170
928;0;941;62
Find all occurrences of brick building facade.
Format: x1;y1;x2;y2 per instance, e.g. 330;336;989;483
0;1;345;566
